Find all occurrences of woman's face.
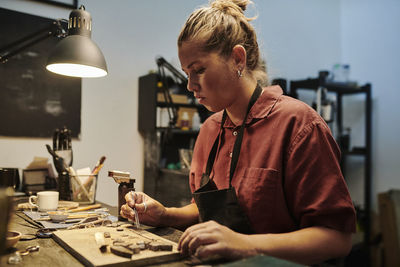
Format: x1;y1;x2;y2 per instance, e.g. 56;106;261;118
178;41;238;113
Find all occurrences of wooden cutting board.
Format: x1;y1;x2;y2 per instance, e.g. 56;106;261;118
52;225;183;267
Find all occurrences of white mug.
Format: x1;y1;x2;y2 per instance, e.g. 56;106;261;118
29;191;59;211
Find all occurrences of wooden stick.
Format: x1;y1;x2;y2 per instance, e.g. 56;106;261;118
67;203;102;213
36;213;98;221
68;167;91;201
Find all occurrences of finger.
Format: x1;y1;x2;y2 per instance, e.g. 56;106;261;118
135;202;147;213
120;204;134;219
119;209;128;219
124;191;136;206
179;221;214;245
195;242;222;259
188;233;215;256
178;225;195;251
178;223;210;254
120;204;129;218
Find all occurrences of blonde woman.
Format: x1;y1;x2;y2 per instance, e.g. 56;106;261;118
121;0;356;265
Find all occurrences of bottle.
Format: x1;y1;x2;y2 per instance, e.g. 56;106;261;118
331;63;350;83
332;63;342;82
192;112;201;131
321;88;334;123
342;64;350;83
180;111;190;130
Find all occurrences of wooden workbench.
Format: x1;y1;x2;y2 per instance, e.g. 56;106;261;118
0;197;304;267
0;198;187;267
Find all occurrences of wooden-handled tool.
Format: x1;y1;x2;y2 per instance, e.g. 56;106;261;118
67;203;101;213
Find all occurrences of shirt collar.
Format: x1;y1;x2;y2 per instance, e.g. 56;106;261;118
211;85;283;128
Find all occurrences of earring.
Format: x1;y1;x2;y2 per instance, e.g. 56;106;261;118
237;69;242;78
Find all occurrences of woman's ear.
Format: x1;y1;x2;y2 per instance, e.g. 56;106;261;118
231;45;246;70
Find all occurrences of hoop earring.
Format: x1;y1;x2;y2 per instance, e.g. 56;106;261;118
237;69;242;78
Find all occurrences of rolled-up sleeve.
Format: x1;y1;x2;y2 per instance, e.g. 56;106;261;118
285;121;356;232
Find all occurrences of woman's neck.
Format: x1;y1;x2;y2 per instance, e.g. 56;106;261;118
226;79;258;126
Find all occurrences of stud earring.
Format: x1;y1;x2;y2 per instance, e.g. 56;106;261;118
237;69;242;78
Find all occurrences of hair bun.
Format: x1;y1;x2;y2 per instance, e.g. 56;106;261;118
210;0;250;14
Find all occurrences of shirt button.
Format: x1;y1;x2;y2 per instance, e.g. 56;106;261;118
229;152;233;158
233;131;238;136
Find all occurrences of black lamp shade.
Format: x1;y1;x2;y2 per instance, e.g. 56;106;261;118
46;35;107;77
46;5;107;78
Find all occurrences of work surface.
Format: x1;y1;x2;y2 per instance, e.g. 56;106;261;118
0;198;188;267
1;197;304;267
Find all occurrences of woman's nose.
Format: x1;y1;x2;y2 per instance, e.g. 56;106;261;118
187;77;195;92
187;76;198;92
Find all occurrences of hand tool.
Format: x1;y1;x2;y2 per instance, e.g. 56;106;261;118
130;191;140;229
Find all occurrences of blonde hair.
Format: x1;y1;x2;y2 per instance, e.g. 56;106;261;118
178;0;268;84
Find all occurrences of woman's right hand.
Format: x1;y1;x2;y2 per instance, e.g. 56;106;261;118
120;191;167;227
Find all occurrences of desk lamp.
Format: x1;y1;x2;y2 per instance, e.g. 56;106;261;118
0;5;107;78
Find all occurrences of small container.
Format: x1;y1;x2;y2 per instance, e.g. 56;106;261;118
332;63;350;83
69;174;98;204
6;231;21;248
192;112;201;131
47;211;69;222
339;128;351;151
180;111;190;130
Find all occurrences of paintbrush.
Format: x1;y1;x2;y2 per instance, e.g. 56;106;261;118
82;156;106;191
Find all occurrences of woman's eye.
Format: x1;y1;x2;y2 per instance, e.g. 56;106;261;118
195;68;205;74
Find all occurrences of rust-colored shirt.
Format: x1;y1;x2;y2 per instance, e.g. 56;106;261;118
189;85;356;234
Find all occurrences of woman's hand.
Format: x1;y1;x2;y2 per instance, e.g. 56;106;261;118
178;220;256;260
120;191;167;227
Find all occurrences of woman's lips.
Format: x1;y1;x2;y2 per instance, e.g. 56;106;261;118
195;96;205;104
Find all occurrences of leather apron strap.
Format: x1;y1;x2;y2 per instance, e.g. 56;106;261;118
193;85;262;234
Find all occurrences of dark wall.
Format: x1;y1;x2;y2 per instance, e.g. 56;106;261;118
0;8;81;138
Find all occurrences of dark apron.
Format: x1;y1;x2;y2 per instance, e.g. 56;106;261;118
193;85;262;234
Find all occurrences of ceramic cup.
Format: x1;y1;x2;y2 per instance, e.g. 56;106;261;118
29;191;59;211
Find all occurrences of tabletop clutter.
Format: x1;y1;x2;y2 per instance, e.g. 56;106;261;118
44;127;106;204
4;127;177;266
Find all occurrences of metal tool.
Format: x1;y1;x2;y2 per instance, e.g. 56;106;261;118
131;191;140;229
8;245;40;264
18;245;40;256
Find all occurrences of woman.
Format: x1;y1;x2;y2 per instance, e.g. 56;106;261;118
121;0;356;265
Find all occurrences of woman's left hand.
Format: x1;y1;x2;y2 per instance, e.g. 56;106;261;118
178;220;255;260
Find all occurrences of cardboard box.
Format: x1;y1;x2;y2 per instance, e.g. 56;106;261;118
22;168;52;194
157;93;188;104
378;190;400;267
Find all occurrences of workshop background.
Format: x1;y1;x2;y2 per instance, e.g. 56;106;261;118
0;0;399;217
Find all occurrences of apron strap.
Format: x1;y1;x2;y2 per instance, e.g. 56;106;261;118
204;112;227;176
229;85;262;186
203;84;262;186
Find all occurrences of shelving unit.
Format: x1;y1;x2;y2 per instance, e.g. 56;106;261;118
138;73;210;207
290;74;372;265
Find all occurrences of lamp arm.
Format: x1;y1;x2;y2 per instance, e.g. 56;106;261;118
157;63;178;127
0;19;67;64
156;56;188;85
156;57;189;128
